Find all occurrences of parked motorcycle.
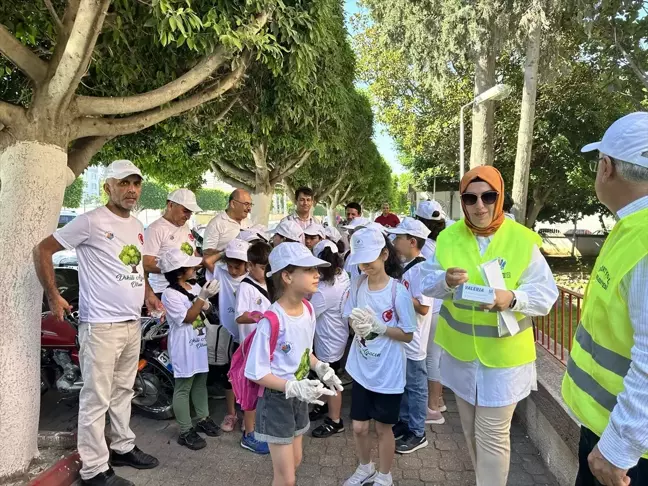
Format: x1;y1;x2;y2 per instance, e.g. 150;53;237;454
41;266;175;420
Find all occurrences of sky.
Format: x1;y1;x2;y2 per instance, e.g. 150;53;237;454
344;0;404;175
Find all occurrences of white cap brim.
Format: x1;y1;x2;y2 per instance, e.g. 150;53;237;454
346;247;384;266
225;251;248;262
581;141;601;153
182;201;202;213
266;255;330;277
185;255;204;267
385;227;408;235
108;169;143;180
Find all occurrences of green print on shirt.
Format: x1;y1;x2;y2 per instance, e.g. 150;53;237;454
192;316;206;335
119;245;142;273
294;348;311;380
180;242;193;256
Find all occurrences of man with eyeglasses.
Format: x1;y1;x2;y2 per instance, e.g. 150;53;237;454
143;189;202;298
203;189;251;268
562;112;648;486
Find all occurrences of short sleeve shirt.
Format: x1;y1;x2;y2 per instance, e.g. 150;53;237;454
401;261;434;360
235;279;271;342
203;211;250;251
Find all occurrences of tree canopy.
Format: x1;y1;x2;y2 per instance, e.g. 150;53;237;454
62;175;83;208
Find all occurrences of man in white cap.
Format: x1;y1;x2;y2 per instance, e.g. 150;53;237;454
34;160;161;486
561;112;648;486
144;188;202;297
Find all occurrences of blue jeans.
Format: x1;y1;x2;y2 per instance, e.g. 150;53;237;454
399;358;428;437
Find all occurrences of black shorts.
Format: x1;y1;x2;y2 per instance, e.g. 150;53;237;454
207;363;232;390
308;358;342;380
350;380;403;425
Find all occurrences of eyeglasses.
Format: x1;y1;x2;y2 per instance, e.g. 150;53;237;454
461;191;499;206
232;199;254;209
589;156;607;174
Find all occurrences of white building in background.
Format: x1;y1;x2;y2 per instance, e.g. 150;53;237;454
80;166;106;209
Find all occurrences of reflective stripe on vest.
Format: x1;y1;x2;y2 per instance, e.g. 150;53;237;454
566;359;618;413
573;325;631;378
439;305;533;338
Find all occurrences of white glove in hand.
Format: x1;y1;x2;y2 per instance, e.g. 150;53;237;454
199;280;220;300
350;308;373;338
364;306;388;336
201;300;211;311
285;379;335;406
314;361;344;393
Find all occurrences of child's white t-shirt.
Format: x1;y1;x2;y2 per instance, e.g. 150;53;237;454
236;278;271;342
401;260;434;361
244;301;316;382
311;272;351;363
162;284;208;378
343;277;416;394
209;264;246;342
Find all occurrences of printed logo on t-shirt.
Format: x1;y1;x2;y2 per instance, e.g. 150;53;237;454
180;242;193;256
119;245;142;274
280;342;293;354
105;232;114;240
188;233;195;241
138;233;144;245
170;235;175;240
227;306;234;314
382;309;393;322
357;335;381;359
192;317;206;335
403;280;410;290
255;298;262;305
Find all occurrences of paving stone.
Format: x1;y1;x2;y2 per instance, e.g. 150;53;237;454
439;454;465;472
521;455;547;475
419;467;446;482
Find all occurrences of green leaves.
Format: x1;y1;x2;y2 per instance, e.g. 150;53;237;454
63;176;84;209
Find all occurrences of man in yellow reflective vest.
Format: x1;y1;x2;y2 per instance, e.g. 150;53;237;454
562;112;648;486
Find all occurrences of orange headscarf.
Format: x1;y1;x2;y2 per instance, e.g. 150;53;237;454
460;166;505;237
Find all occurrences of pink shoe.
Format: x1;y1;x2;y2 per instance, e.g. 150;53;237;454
438;398;447;413
426;408;445;425
220;414;238;432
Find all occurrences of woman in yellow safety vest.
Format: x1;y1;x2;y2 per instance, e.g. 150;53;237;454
420;165;558;486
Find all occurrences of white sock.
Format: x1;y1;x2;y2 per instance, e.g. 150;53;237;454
359;462;374;473
376;472;392;481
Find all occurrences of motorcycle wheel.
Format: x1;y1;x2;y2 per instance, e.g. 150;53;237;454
132;360;174;420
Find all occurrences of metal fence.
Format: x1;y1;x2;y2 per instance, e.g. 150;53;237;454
534;286;584;365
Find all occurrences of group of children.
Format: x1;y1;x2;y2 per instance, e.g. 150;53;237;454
156;202;449;486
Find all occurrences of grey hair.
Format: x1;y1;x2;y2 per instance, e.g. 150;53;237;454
614;158;648;183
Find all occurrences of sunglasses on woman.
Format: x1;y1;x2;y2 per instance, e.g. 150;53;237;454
461;191;499;206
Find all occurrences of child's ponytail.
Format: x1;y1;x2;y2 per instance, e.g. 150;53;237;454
383;235;403;280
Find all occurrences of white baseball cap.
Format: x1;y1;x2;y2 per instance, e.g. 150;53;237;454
582;112;648;168
267;242;330;277
386;217;431;240
239;224;269;243
224;239;249;262
167;188;202;213
342;217;370;231
157;248;203;273
105;160;142;180
416;200;444;221
271;219;304;243
313;239;339;257
304;223;326;238
324;226;342;243
346;228;387;266
365;221;388;234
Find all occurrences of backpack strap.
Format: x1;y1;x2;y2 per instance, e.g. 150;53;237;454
403;256;426;274
302;298;314;316
242;277;271;302
391;278;400;324
262;311;281;362
168;282;197;300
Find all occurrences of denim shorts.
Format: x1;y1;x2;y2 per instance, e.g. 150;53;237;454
255;388;310;444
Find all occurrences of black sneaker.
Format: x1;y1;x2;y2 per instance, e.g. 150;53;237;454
177;429;207;450
395;431;428;454
110;446;159;469
312;417;345;438
392;421;409;441
196;417;222;437
309;403;329;421
81;467;134;486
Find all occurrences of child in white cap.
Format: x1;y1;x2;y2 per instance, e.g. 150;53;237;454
271;219;305;246
244;243;342;486
342;228;417;486
159;248;222;450
304;223;325;251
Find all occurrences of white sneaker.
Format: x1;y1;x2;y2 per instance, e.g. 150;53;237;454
425;408;446;424
343;462;376;485
373;472;393;486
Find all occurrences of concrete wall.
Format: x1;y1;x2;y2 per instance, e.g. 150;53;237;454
541;235;606;257
516;345;580;486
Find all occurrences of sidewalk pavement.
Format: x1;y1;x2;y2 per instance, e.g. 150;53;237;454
40;389;558;486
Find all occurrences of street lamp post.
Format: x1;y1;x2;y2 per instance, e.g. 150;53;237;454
459;84;512;179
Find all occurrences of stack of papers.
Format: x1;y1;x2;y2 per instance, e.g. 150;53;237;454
480;259;520;337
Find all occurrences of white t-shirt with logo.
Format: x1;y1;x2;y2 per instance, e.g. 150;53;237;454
245;301;315;382
162;284;208;378
236;278;271;342
343;277;416;394
207;265;246;342
311;272;351;363
143;217;196;294
54;206;145;323
401;260;434;361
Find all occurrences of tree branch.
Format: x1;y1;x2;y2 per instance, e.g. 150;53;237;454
317;173;345;202
613;27;648;90
44;0;64;31
0;23;48;82
67;136;111;176
269;149;313;185
339;182;354;203
215;158;256;187
74;56;248;138
209;161;253;192
0;101;27;128
47;0;111;111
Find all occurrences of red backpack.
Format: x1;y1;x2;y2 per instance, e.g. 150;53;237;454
228;299;313;411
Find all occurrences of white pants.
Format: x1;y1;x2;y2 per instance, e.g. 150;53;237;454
426;312;442;381
456;396;517;486
77;321;140;480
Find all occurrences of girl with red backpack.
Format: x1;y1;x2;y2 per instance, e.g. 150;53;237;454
242;243;343;486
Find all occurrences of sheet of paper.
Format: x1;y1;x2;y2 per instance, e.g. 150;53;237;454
480;259;520;337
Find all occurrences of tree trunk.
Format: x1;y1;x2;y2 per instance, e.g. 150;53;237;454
326;205;337;227
0;142;72;480
250;191;273;226
525;186;547;229
470;30;496;168
512;18;542;224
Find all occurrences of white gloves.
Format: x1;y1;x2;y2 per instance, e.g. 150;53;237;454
199;280;220;300
350;307;387;338
285;379;335;406
314;361;344;393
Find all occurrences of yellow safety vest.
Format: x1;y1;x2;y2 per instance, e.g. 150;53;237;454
435;218;542;368
562;207;648;453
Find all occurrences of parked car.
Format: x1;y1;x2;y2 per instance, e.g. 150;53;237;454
564;229;592;236
538;228;562;236
58;211;77;228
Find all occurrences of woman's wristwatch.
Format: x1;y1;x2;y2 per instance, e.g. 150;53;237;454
508;291;517;309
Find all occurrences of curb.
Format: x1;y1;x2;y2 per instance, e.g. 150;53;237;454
29;451;81;486
38;432;77;449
